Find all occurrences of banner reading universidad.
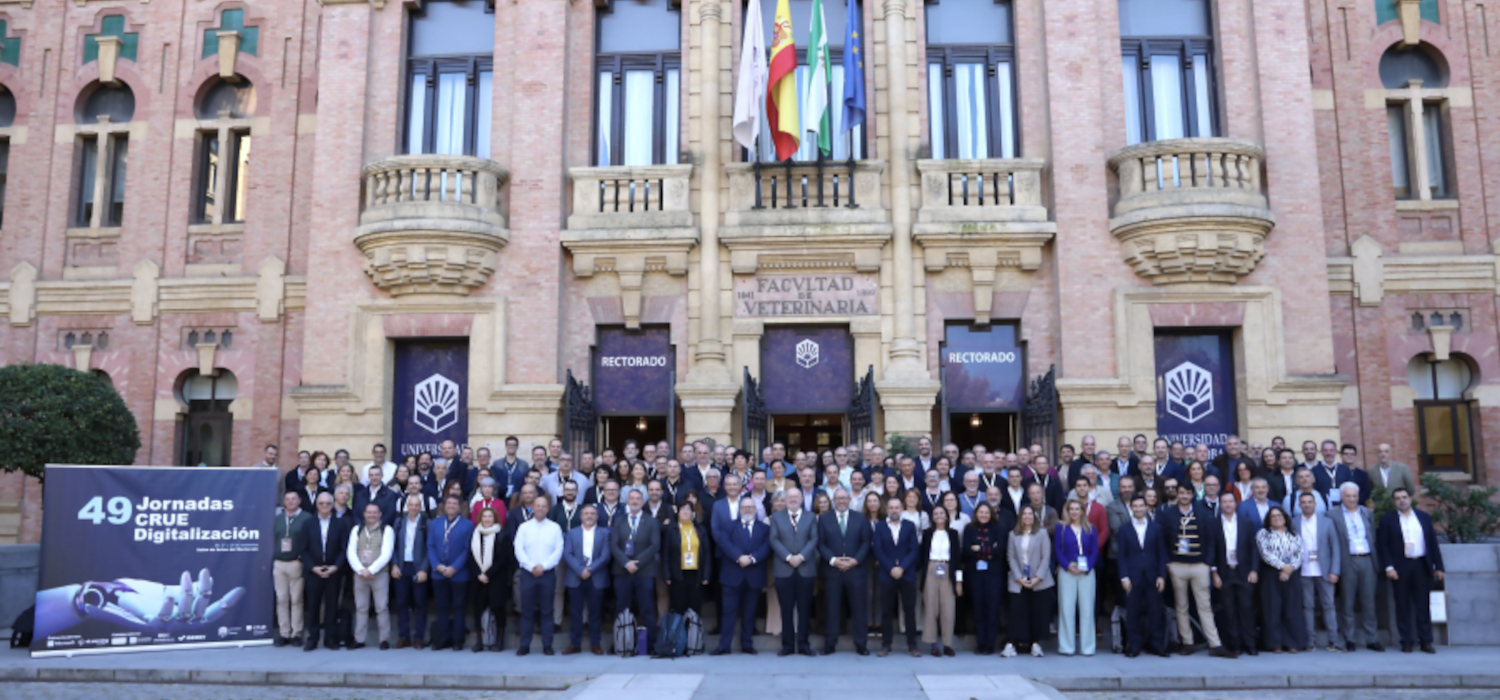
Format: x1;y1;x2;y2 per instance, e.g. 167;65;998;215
31;465;277;656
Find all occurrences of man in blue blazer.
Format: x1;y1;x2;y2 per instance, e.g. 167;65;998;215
818;487;871;655
1236;478;1275;530
561;504;611;655
1378;487;1446;653
872;497;920;657
426;495;474;651
1117;494;1169;658
710;497;771;655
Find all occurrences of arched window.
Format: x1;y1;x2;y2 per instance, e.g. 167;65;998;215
193;79;255;225
404;0;495;158
1118;0;1217;144
1405;354;1476;477
595;0;681;166
75;83;135;228
1381;44;1452;201
925;0;1015;159
179;370;237;466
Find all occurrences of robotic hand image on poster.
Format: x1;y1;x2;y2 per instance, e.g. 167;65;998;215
33;568;246;640
32;465;276;656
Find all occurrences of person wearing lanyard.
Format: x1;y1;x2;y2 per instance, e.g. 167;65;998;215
610;488;662;650
390;494;431;649
712;498;771;655
962;502;1006;655
300;492;350;652
1053;499;1099;656
550;481;584;628
1160;484;1234;657
347;502;395;650
562;504;611;655
1004;504;1053;658
1329;482;1381;652
1378;487;1445;653
918;505;962;657
426;495;474;652
1211;491;1259;656
957;471;982;518
664;501;712;617
273;492;311;647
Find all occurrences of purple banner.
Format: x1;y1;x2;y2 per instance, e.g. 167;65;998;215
392;341;469;458
941;325;1025;411
762;327;853;414
594;328;673;415
1154;332;1237;458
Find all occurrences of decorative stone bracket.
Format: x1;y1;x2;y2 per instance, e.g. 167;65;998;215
96;35;123;85
72;344;93;372
1428;323;1454;360
216;31;241;81
916;232;1052;325
256;255;286;322
563;240;693;330
8;262;36;326
131;259;159;324
196;342;219;377
1350;235;1384;306
1398;0;1423;46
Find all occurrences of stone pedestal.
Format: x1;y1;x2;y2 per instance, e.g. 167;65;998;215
676;381;740;445
874;378;940;444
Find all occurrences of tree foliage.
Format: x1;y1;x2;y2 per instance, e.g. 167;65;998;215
0;363;140;482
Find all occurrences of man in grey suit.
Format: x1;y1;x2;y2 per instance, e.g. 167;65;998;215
1292;491;1342;652
770;486;819;656
610;489;661;649
1371;443;1418;500
1330;482;1382;651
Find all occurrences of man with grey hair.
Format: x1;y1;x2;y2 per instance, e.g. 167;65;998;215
817;487;870;654
1236;477;1273;529
1331;481;1381;651
770;486;819;656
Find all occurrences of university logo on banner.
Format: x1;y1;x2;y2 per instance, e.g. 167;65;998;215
763;328;851;413
1154;333;1237;457
393;341;469;457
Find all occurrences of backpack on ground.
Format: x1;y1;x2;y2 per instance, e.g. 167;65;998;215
10;606;34;648
683;609;704;656
653;611;686;659
612;608;638;656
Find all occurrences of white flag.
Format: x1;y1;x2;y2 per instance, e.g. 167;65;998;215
733;0;768;152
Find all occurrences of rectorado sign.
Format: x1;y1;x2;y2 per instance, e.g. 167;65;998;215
734;274;879;317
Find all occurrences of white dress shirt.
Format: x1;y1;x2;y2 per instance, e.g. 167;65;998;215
402;515;421;562
1342;507;1370;555
515;517;565;571
580;525;597;566
1222;515;1238;568
1132;516;1149;548
1300;514;1322;577
347;523;394;575
1398;510;1426;559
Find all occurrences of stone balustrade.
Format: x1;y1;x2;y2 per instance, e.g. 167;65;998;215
567;165;694;232
724;160;889;234
915;158;1049;225
355;155;509;296
1107;137;1275;285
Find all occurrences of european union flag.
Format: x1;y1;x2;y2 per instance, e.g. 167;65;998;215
841;0;866;132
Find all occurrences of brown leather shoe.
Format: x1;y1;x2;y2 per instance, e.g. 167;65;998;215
562;646;581;655
909;649;922;657
396;639;411;650
592;646;604;655
413;639;425;650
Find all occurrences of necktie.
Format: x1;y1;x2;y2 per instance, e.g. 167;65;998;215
745;521;752;536
839;512;847;535
792;512;800;529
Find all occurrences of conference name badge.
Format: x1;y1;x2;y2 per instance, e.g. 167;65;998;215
934;563;946;578
1077;556;1088;572
281;537;292;553
1178;537;1190;555
684;551;695;568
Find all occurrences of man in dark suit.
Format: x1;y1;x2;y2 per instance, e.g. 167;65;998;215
1311;440;1353;505
610;488;661;648
770;487;819;656
1118;494;1169;657
300;492;350;651
1212;491;1258;656
1022;455;1066;513
1211;436;1254;486
353;464;398;526
711;497;770;655
872;497;920;657
1378;487;1446;653
817;487;871;655
561;504;611;655
283;449;313;495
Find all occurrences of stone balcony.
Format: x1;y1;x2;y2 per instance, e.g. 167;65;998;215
913;158;1057;324
355;155;510;296
722;160;892;274
1107;137;1275;285
562;165;698;329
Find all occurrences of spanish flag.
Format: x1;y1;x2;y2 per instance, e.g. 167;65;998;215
767;0;800;161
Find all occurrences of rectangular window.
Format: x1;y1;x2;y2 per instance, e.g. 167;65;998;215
405;59;493;158
0;140;9;230
1121;40;1217;145
595;57;681;166
1423;102;1447;199
195;130;251;224
1388;104;1412;199
928;54;1015;160
1387;100;1452;200
1416;400;1475;477
76;134;129;227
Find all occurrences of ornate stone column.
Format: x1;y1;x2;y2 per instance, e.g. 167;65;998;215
676;0;740;443
872;0;939;440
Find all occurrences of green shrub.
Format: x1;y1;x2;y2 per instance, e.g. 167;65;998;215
0;363;140;483
1420;472;1500;544
887;434;914;460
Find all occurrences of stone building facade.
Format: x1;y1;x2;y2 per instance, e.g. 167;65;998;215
0;0;1492;543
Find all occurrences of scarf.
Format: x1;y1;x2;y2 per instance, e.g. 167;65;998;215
471;522;502;573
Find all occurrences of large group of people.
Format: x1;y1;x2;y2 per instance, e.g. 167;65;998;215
261;433;1446;658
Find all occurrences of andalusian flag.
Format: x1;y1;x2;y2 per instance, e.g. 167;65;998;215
803;0;832;156
767;0;800;161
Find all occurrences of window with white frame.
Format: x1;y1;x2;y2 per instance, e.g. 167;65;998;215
1119;0;1217;145
925;0;1016;160
748;0;865;162
405;0;495;158
74;84;134;228
595;0;681;166
1381;44;1452;201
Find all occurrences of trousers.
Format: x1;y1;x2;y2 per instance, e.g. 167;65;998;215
920;566;955;647
272;560;304;639
1057;569;1096;655
878;577;919;650
775;573;815;652
1338;554;1378;645
568;577;605;648
1168;562;1222;647
351;569;391;644
430;577;466;647
392;563;427;642
1301;574;1341;647
1392;557;1435;646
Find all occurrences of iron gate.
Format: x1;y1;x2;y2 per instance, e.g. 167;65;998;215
563;369;597;460
849;365;877;449
741;367;768;459
1023;365;1058;464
